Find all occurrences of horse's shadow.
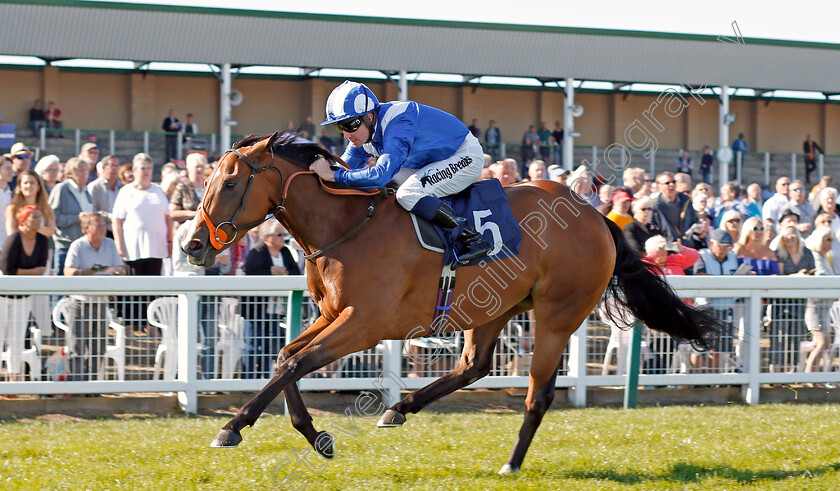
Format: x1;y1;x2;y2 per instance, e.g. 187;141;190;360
564;461;840;484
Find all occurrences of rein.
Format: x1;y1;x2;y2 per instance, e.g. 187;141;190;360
199;145;389;261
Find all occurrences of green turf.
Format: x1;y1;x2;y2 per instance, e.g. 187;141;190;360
1;404;839;490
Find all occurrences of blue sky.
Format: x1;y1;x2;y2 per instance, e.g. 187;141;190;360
83;0;840;44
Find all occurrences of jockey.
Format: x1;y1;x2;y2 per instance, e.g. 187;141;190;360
309;80;493;263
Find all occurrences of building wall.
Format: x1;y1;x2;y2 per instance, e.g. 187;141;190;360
0;67;837;155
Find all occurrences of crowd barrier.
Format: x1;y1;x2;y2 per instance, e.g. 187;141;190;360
0;276;839;413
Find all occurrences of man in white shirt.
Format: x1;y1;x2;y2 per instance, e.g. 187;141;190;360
761;176;791;229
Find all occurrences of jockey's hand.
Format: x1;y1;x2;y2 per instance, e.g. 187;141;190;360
309;157;335;182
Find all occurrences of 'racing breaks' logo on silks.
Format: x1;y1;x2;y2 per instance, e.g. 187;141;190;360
419;156;473;187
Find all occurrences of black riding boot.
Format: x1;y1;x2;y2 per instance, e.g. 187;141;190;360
431;202;493;264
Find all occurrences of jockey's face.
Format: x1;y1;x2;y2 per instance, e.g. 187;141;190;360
341;113;372;148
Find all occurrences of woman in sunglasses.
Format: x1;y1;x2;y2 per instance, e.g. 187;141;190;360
622;196;661;254
309;81;492;264
733;216;779;275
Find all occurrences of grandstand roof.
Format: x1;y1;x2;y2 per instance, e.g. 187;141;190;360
2;0;840;94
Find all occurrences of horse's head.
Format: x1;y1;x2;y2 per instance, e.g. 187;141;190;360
182;132;284;266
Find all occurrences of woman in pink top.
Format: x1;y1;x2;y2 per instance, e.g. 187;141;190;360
643;235;701;276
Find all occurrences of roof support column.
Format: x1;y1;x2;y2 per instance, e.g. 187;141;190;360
398;70;408;101
220;63;232;151
563;77;575;171
719;85;730;184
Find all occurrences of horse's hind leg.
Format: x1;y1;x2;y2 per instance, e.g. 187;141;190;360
378;316;508;427
498;326;568;475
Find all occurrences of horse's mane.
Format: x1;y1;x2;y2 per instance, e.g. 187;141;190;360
232;131;335;168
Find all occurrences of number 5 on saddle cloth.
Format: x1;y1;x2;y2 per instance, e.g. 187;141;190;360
411;179;521;269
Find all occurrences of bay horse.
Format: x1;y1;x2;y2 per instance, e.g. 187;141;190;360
182;131;721;475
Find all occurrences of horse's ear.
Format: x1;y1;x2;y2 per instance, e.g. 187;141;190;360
266;131;280;148
284;121;295;132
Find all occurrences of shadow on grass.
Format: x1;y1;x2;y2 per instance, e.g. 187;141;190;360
566;461;840;484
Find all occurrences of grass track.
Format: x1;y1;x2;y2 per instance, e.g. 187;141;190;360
1;403;840;489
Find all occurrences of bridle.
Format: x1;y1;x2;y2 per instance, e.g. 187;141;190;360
197;143;387;260
197;147;285;250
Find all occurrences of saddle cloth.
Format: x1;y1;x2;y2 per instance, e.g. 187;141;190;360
410;179;521;266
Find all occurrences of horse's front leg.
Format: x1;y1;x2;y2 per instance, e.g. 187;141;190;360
278;316;337;458
211;309;379;448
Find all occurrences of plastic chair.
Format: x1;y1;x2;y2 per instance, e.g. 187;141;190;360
215;297;245;379
0;325;42;381
52;297;126;380
148;297;179;380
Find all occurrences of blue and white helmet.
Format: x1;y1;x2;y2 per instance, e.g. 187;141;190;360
321;81;380;126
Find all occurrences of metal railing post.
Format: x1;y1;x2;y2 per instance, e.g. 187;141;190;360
819;153;825;181
211;134;217;155
591;145;597;167
764;152;770;186
176;131;184;161
74;129;81;155
143;131;150;155
742;292;762;405
736;151;743;185
623;321;643;409
650;151;656;177
109;130;115;156
283;290;303;415
791;153;797;181
500;142;506;160
380;340;403;406
178;293;199;413
566;319;588;407
39;126;46;150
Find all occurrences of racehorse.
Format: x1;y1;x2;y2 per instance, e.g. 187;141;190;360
182;131;721;475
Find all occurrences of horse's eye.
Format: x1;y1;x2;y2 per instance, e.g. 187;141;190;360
224;180;236;190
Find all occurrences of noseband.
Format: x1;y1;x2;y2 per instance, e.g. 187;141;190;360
198;148;285;250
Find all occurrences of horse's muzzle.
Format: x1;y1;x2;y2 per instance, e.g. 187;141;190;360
183;230;217;267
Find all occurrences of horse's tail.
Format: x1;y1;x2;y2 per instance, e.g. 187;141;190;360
602;216;722;350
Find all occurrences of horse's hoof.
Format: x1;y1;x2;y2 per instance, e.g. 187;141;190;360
210;429;242;448
313;430;335;460
498;464;519;475
377;409;406;427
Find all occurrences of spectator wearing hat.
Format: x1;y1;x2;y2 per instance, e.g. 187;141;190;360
28;100;46;137
548;165;569;185
162;110;181;162
48;157;94;275
607;190;634;229
87;155;122;234
45;101;63;138
694;229;740;370
8;142;33;192
79;142;100;170
768;205;803;250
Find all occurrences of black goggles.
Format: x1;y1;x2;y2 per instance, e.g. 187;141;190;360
335;116;364;133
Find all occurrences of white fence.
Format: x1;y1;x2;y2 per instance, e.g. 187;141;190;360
1;275;840;413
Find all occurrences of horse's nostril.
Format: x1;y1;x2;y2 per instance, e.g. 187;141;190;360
187;238;204;253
